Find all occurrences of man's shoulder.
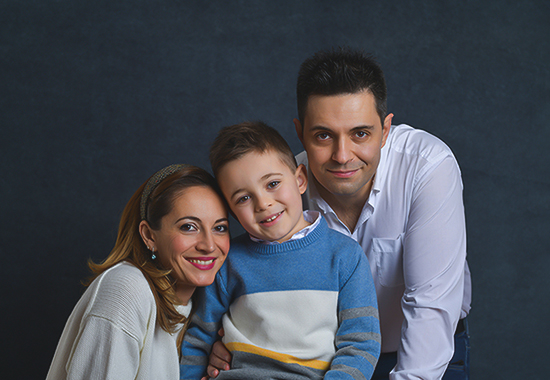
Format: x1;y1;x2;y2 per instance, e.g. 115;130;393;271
385;124;454;159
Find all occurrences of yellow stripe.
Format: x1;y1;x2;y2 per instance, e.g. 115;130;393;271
225;342;331;371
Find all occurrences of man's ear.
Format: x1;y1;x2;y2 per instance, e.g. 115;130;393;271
381;113;394;148
293;118;304;145
295;164;308;194
139;220;156;250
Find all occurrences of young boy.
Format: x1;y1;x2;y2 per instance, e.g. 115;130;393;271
180;121;380;380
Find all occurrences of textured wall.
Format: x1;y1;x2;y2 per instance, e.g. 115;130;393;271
1;1;549;378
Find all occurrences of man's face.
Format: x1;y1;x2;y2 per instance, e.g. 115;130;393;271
295;91;392;203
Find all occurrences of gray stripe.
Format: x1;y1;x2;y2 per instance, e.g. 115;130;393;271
330;364;368;380
339;306;379;322
336;331;382;345
191;313;220;333
180;354;208;367
183;332;215;354
335;345;378;368
216;351;325;379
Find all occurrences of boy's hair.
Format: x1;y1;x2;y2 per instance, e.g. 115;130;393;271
296;47;387;126
210;121;297;178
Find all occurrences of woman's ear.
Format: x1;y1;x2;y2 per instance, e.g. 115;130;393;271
139;220;156;251
295;164;308;195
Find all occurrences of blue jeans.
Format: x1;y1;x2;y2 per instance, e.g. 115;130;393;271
372;318;470;380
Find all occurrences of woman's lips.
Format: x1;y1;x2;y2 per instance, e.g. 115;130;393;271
187;257;216;270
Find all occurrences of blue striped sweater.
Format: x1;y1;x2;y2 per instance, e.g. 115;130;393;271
181;217;380;379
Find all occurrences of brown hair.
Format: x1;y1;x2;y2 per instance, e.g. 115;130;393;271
85;165;223;348
209;121;297;178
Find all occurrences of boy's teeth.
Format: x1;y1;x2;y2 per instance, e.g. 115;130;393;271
265;212;282;222
189;259;214;265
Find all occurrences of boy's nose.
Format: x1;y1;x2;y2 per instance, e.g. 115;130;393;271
255;196;272;212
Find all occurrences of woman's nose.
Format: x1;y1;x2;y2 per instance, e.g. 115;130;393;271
196;230;215;253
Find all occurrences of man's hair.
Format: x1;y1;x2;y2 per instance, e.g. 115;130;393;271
296;47;387;126
210;121;297;178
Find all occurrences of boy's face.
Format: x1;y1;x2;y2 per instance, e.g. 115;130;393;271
217;149;309;243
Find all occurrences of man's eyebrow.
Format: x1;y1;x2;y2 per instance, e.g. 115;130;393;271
309;125;375;132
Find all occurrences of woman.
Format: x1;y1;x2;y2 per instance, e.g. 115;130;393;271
46;164;230;380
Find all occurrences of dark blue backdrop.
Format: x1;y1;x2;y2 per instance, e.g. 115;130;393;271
1;1;549;379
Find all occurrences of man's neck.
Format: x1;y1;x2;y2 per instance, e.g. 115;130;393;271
313;176;373;232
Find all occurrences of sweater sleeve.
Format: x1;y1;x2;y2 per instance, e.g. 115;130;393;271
180;271;231;380
64;265;156;380
65;316;141;380
325;245;381;380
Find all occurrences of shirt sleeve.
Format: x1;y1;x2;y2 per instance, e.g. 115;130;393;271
180;274;230;380
325;245;381;379
391;155;467;380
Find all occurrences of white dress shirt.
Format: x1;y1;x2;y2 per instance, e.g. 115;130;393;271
297;124;471;380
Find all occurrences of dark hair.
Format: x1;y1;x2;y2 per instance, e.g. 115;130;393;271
86;165;223;340
296;47;387;126
209;121;297;178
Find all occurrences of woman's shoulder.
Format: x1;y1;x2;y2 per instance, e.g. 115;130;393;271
86;262;156;325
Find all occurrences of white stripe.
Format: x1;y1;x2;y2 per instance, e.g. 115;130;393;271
222;290;338;362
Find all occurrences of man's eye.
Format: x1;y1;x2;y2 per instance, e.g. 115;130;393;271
356;131;368;138
316;133;330;140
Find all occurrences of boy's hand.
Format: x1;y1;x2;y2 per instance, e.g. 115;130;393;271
200;328;232;380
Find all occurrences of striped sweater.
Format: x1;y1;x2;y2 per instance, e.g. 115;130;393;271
180;217;380;379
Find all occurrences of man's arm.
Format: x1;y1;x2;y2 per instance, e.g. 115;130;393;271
392;155;467;380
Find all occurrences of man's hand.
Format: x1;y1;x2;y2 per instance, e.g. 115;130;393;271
200;329;232;380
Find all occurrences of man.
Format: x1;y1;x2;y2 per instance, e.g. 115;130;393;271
205;48;471;380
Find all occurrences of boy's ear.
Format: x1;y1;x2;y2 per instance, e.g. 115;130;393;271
295;164;308;194
139;220;156;250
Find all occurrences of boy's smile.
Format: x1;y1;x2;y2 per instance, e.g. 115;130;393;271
217;149;309;243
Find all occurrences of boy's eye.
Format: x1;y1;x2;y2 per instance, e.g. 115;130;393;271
237;195;250;204
267;181;280;189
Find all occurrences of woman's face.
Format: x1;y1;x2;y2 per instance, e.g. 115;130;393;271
149;186;230;303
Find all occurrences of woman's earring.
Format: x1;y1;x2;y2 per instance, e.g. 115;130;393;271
151;247;156;260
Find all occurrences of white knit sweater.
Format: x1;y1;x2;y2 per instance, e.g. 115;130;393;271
46;261;192;380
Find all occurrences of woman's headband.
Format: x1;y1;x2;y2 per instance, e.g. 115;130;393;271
140;164;189;221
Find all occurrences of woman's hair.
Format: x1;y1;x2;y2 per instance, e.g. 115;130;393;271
86;164;224;343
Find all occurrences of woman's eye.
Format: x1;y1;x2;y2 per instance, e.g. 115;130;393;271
180;223;197;232
215;224;229;233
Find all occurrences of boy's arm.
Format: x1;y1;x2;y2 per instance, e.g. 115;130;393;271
180;276;230;380
325;247;381;379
